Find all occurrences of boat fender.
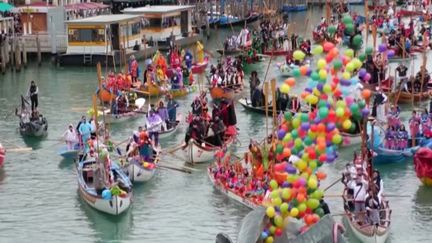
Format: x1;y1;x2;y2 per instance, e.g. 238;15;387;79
332;222;345;243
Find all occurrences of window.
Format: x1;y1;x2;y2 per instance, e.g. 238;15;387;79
131;22;141;35
68;28;105;43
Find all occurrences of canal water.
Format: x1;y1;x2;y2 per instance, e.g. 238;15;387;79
1;6;431;243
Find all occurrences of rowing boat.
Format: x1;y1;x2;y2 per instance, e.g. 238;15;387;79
209;86;242;100
165;56;209;78
125;151;160;183
98;87;116;103
18;114;48;137
238;98;283;115
159;119;181;139
58;143;81;159
133;83;196;98
77;159;132;215
207;166;259;209
104;109;143;124
342;188;391;243
263;49;290;56
183;133;236;164
276;63;295;77
390;90;431;103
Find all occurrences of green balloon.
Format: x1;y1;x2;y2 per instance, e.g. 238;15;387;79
292;68;301;77
358;53;366;62
284;112;293;121
365;47;373;55
343;15;353;25
318;100;327;108
345;23;354;35
314;207;325;217
311;71;320;81
304;136;313;146
353;34;363;46
319;107;329;119
276;144;284;154
327;25;336;34
358;100;366;108
333;59;343;70
291;129;299;138
350;103;359;113
301;113;309;122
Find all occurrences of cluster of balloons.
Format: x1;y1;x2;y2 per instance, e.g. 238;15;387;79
261;41;374;242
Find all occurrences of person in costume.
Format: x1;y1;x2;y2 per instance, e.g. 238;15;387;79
63;124;79;150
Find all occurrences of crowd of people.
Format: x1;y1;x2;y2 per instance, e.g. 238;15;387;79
342;153;385;226
184;93;237;148
209;57;244;90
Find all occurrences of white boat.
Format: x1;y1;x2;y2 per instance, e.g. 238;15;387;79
104;109;143;124
183;135;236;164
276;62;295;77
58;143;81;159
159;117;182;139
126;152;160;183
77;159;132;215
207;167;258;209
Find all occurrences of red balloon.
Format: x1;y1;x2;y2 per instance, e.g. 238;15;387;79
323;42;335;52
275;228;283;237
310;124;318;133
326;53;334;63
319;154;327;162
327;110;336;123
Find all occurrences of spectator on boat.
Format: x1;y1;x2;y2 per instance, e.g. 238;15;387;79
249;71;261;95
414;65;430;93
372;87;388;122
167;94;179;127
157;100;169;131
191;97;203;116
132;126;143;144
275;88;289;112
209;116;226;147
365;189;381;226
372;170;384;203
129;55;139;84
146;109;163;148
396;62;408;90
184;116;205;147
138;129;152;162
385;126;395;149
79;117;92;153
94;159;108;195
409;110;421;137
353;173;368;222
27;81;38;112
63;124;79;150
220;99;237;127
89;117;97;137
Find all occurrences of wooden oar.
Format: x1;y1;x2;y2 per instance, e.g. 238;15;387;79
323;178;341;192
158;163;192;174
164;143;185;154
6;147;33;152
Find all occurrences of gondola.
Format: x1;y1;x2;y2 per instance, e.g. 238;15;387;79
159;119;181;139
16;96;48;138
183;133;237;164
165;56;209;78
209;86;242;100
238;98;281;115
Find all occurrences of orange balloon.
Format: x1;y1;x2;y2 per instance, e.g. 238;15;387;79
282;148;291;158
299;66;308;76
316;171;327;180
285;77;296;87
329;47;339;57
297;193;306;203
298;187;307;194
362;89;372;99
274;172;288;185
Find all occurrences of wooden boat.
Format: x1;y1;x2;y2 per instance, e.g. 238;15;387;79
342;188;391;243
0;143;4;168
217;15;243;28
414;147;432;186
18;112;48;137
133;83;196;98
216;47;248;56
125;149;160;183
209;86;242;100
245;12;262;23
207;166;259;209
77;158;132;215
103;108;143;124
98;87;116;103
282;4;307;12
159;119;181;139
238;98;281;115
397;9;423;17
388;54;417;63
183;133;236;164
165;56;209;78
263;49;290;56
58;143;81;159
390;90;431;103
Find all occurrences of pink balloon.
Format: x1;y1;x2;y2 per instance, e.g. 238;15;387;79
345;96;354;106
364;73;371;82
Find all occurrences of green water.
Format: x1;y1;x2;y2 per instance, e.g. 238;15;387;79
1;7;432;243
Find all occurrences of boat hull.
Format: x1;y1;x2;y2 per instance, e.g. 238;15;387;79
183;137;235;164
78;186;131;215
58;144;81;159
207;167;259;209
105;111;142;124
344;216;390;243
128;162;156;183
414;147;432;186
19;120;48;137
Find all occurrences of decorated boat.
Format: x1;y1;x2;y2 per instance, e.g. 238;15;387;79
103;109;144;124
414;147;432;186
98;87;116;103
166;56;209;78
207;166;259;209
0;143;4;168
16;96;48;138
133;82;196;98
209;86;243;100
342;188;391;243
77;158;132;215
124;148;160;183
391;90;431;103
58;143;81;160
263;49;291;56
183;130;237;164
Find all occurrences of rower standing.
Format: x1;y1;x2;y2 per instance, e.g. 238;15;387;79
396;63;408;91
27;81;39;111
